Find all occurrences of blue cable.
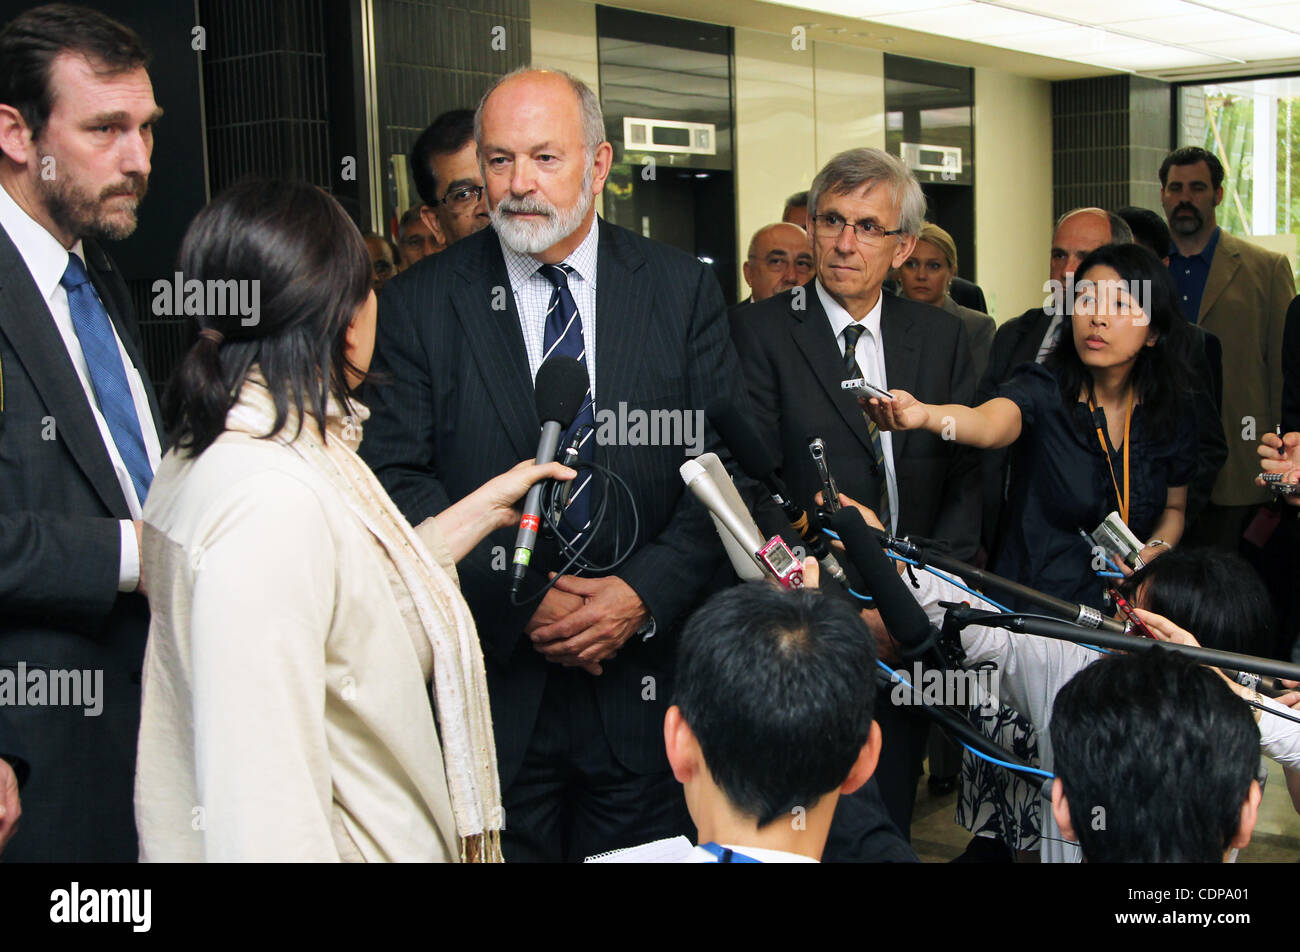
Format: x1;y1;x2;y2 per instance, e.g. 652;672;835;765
819;527;1108;655
877;657;1055;781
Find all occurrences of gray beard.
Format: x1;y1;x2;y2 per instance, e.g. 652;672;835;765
491;166;594;255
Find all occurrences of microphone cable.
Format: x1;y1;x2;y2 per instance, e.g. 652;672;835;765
508;457;640;606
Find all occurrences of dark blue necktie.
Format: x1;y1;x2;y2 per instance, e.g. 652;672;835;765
539;263;595;536
61;253;153;505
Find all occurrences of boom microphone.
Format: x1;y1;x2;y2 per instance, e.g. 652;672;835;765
830;507;937;659
706;399;847;585
510;356;590;596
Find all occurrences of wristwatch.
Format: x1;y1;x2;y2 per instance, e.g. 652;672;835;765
1146;539;1170;551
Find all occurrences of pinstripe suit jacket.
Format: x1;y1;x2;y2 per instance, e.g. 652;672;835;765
0;228;158;861
359;218;746;787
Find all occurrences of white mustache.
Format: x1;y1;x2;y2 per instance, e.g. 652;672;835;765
497;197;553;217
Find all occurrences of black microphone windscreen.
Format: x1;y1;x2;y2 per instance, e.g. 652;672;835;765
706;398;778;482
829;507;932;651
535;356;589;428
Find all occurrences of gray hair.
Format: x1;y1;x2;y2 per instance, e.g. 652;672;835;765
1055;207;1134;245
808;149;927;237
474;66;606;159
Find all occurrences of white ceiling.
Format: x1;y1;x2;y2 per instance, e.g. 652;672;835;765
770;0;1300;74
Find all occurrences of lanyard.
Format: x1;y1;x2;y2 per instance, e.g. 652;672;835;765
698;842;762;863
1087;389;1132;525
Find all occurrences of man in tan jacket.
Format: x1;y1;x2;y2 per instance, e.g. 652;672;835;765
1161;146;1296;547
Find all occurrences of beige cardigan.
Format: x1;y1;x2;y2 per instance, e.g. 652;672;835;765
136;427;464;862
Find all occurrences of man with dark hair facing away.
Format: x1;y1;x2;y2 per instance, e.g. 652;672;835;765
1049;649;1261;863
666;581;881;862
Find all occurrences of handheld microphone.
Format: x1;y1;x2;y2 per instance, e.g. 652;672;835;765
681;459;803;589
510;356;589;596
706;399;847;585
829;507;938;659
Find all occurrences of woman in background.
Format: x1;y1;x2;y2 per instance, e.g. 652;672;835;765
898;222;995;376
136;179;571;862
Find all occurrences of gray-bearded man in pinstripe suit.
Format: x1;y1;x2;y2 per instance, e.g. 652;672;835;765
360;67;750;862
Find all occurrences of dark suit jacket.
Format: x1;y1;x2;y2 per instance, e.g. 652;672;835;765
359;219;746;788
978;306;1227;551
731;284;981;560
0;227;158;862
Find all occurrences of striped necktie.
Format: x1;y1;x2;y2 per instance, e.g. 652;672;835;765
60;253;153;506
539;263;595;537
843;323;891;531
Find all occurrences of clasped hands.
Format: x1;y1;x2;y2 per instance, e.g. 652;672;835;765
526;574;647;676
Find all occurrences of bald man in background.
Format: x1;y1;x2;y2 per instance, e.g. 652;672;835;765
738;222;812;306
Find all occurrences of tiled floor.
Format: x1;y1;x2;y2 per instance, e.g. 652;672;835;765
909;756;1300;863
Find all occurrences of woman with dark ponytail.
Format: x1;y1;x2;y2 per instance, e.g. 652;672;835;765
136;179;571;862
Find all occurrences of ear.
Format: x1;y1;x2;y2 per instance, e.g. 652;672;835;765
589;140;614;196
1051;778;1079;844
0;103;35;168
1213;185;1224;209
419;205;447;247
891;233;917;269
1227;779;1262;851
742;259;754;290
663;705;699;785
840;720;883;796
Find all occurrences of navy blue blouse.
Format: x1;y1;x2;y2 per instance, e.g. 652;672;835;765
990;362;1197;611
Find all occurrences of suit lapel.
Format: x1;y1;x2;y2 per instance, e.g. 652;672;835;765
593;220;651;471
881;296;921;460
0;228;130;516
1014;309;1053;368
1198;232;1239;320
789;289;876;456
449;235;538;461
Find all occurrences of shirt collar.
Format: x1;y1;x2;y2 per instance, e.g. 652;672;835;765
499;214;600;295
815;278;884;343
1170;225;1220;263
0;180;85;302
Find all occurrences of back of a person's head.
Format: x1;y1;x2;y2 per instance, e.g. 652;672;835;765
1120;546;1274;657
672;582;876;827
164;178;371;456
1050;650;1259;862
1115;206;1172;261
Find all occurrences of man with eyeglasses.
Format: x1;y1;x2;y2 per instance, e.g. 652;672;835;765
731;147;980;839
409;108;490;248
736;222;812;308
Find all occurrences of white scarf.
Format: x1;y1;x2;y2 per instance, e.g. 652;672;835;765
225;376;503;862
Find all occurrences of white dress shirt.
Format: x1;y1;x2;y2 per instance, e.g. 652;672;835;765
1037;312;1064;363
496;217;655;638
815;281;899;534
0;182;162;591
499;216;599;398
